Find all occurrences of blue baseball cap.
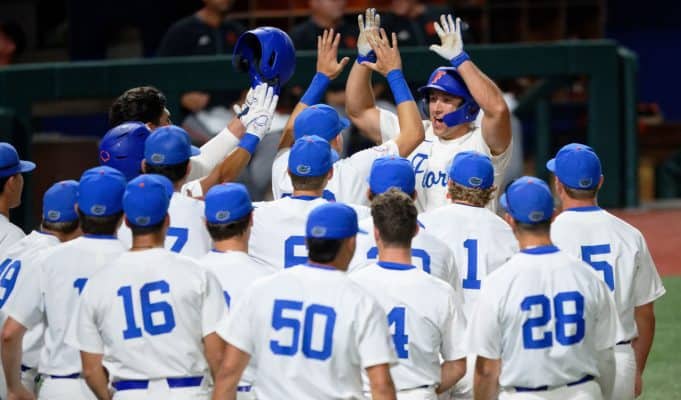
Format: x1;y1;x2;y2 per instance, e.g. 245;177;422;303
369;156;415;195
78;166;127;217
500;176;554;224
99;122;151;181
293;104;350;142
0;143;36;179
449;151;494;189
288;135;333;177
306;203;359;240
43;180;79;223
123;174;172;227
205;183;253;224
546;143;602;190
144;125;200;166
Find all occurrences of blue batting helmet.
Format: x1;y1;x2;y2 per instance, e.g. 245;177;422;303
418;67;480;127
98;121;151;181
233;27;296;93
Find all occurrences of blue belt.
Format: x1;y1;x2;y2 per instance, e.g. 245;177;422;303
113;376;203;391
48;373;81;379
515;375;594;392
20;365;33;372
617;340;632;345
238;385;252;392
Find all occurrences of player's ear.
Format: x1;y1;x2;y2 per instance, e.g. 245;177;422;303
162;214;170;229
373;225;381;246
597;174;604;190
327;166;334;181
184;161;192;180
503;212;515;228
413;222;420;238
124;216;131;228
366;189;373;202
141;159;148;174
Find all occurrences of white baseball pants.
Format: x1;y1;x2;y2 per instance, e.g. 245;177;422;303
499;380;603;400
612;343;636;400
37;377;97;400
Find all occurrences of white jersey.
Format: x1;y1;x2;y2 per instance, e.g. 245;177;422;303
0;214;25;256
119;192;211;258
350;262;466;390
2;235;125;375
349;216;459;291
249;196;369;269
65;248;226;381
379;108;511;212
271;140;399;204
466;246;622;389
198;250;276;385
217;263;396;400
419;203;518;321
551;207;666;341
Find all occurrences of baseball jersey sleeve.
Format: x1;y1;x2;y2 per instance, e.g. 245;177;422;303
441;290;467;361
180;179;204;198
187;126;240;182
271;149;292;200
593;281;623;351
216;286;256;356
465;288;502;360
64;285;105;354
202;271;229;337
632;236;666;307
355;294;397;368
1;257;46;329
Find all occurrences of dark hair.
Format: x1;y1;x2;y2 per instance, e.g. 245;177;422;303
144;161;189;184
513;219;551;234
109;86;167;127
0;176;8;195
206;212;251;241
563;184;598;200
290;174;327;191
371;188;417;248
42;220;79;235
448;181;496;207
129;219;165;236
307;238;344;263
0;21;26;56
77;210;123;235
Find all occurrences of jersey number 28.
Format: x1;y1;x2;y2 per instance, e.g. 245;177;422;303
117;280;176;339
521;291;585;349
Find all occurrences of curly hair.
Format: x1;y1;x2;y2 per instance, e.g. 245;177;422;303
109;86;167;127
371;188;417;248
448;181;496;207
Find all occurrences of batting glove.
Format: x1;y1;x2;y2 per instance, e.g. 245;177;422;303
237;84;279;155
429;14;470;68
357;8;380;63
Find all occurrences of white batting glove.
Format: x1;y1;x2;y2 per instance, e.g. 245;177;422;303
429;14;470;67
357;8;380;62
232;85;259;117
241;83;278;139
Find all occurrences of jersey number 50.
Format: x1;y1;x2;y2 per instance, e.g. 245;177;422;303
521;291;585;349
117;280;176;339
270;299;336;360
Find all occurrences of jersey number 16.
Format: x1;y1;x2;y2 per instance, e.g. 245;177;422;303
117;280;176;339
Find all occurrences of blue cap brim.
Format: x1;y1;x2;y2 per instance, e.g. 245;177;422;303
499;193;509;212
18;160;36;173
190;146;201;157
546;158;556;173
338;116;350;131
330;149;340;163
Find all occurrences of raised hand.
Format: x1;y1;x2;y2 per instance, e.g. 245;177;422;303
359;29;402;77
316;29;350;80
357;8;381;59
429;14;465;62
239;83;279;139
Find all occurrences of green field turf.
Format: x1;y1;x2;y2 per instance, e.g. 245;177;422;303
639;276;681;399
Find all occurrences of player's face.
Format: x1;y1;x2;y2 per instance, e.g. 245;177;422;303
310;0;346;21
8;173;23;208
428;90;463;137
158;108;171;127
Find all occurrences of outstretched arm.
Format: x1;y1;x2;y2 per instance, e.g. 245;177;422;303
431;15;511;155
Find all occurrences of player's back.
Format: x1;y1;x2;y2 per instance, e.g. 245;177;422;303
470;246;619;389
350;262;466;390
419;203;518;319
551;207;666;341
350;217;458;288
75;248;225;380
224;264;395;400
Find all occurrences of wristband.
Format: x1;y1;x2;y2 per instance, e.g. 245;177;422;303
386;69;413;105
357;50;377;64
238;133;260;155
300;72;331;106
449;51;470;68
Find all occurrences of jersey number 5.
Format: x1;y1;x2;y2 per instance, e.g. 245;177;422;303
270;299;336;360
117;280;176;339
521;291;585;349
581;244;615;291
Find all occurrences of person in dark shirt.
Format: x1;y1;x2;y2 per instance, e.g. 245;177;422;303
0;20;26;66
382;0;472;46
290;0;359;50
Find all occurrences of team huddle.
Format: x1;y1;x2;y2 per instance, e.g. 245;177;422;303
0;8;666;400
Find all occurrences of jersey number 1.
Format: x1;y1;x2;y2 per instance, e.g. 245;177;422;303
117;280;176;339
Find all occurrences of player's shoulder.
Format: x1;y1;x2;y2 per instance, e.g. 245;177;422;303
171;192;205;210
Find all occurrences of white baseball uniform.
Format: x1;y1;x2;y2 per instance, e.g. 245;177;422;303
551;206;666;400
0;214;25;256
2;234;126;400
0;231;60;396
198;250;276;398
65;248;227;400
119;192;211;258
248;197;369;269
217;263;397;400
349;216;460;292
378;109;512;212
186;126;240;183
466;245;621;399
270;141;400;204
350;262;467;399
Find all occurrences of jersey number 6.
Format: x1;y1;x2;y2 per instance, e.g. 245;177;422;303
117;280;176;339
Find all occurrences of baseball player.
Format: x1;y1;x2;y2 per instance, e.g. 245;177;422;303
211;202;398;400
350;189;467;399
270;26;425;205
249;135;368;269
346;10;512;212
2;166;127;400
116;125;212;257
65;174;227;400
349;156;459;291
0;142;36;255
467;176;621;400
0;180;80;397
547;143;666;399
198;183;276;398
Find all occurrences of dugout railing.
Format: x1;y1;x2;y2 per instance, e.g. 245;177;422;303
0;40;638;229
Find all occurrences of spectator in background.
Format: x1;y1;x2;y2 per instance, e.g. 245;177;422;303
290;0;359;50
0;20;26;66
383;0;473;46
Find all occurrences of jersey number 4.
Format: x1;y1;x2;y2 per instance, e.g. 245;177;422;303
388;307;409;358
521;291;585;349
581;244;615;291
117;280;176;339
270;299;336;360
